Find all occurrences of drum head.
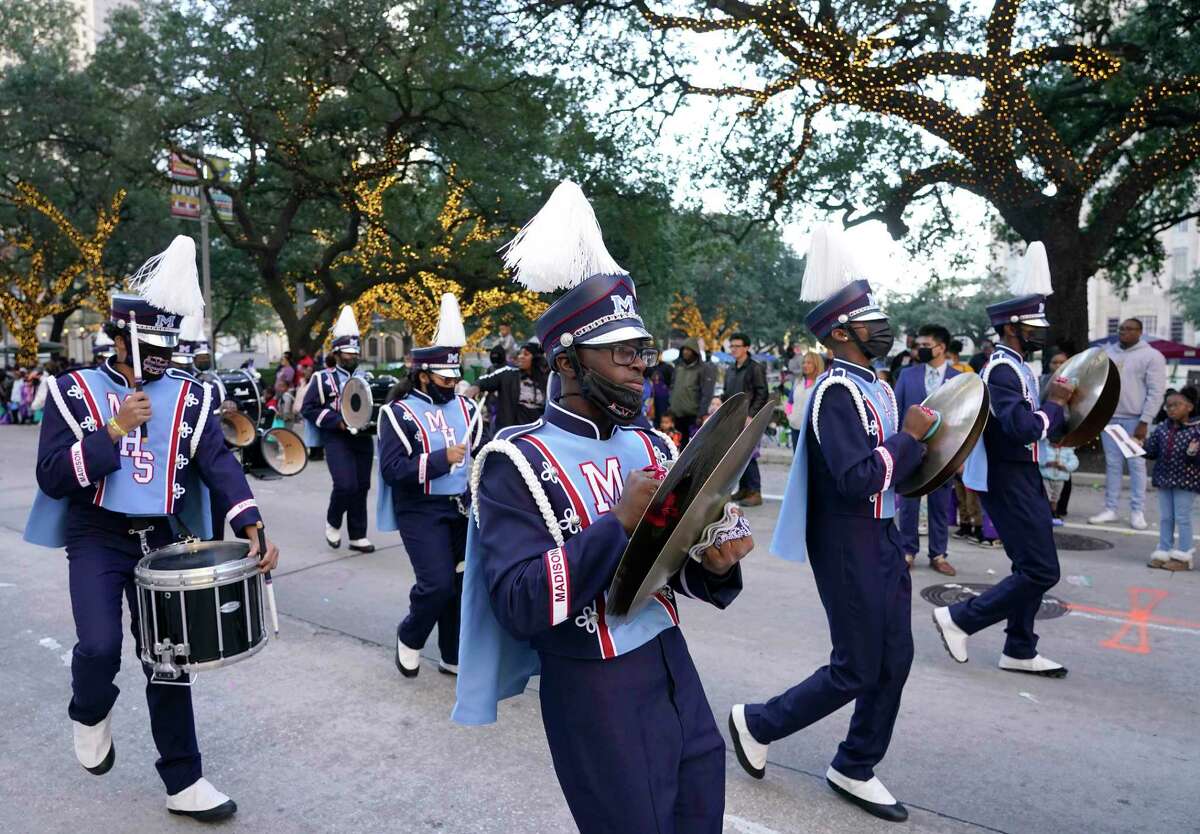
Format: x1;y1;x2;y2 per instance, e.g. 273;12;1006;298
341;377;373;430
261;427;308;476
140;540;250;572
898;373;989;497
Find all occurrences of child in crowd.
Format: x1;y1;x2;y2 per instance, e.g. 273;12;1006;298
658;412;684;450
1039;439;1079;527
1143;387;1200;571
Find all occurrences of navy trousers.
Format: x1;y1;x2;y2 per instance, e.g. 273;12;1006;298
739;458;762;493
538;628;726;834
898;481;953;558
324;431;373;539
746;517;913;781
65;513;201;794
395;497;466;664
949;460;1060;659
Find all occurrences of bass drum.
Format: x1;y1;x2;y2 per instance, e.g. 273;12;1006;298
242;427;308;476
218;370;262;427
135;540;268;682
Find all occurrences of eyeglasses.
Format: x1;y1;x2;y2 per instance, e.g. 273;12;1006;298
582;344;660;366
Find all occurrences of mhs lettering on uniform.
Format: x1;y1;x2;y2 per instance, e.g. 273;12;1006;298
579;457;623;514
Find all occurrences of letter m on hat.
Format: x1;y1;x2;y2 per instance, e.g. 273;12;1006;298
612;295;636;316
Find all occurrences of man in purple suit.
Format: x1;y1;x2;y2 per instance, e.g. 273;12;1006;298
895;324;958;575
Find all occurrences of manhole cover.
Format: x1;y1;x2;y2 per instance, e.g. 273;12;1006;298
1053;532;1113;551
920;583;1069;620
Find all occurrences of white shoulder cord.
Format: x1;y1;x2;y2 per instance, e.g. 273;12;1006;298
381;404;412;455
645;427;680;462
190;381;213;457
47;374;83;441
810;376;870;444
470;439;564;547
982;355;1030;413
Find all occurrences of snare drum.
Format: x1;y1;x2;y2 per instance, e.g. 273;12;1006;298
135;540;269;682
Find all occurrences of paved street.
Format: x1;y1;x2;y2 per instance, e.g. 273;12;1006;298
1;425;1196;834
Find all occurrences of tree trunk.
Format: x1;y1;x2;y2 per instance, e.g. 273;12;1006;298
1044;241;1092;355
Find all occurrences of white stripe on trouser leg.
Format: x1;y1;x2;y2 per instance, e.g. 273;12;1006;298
545;547;569;625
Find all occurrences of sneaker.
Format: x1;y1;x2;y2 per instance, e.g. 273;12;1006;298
1089;509;1119;525
1148;550;1172;569
1130;511;1148;530
953;525;974;540
1052;518;1064;527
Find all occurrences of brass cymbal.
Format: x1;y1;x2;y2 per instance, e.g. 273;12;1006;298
898;372;989;497
1042;347;1121;447
607;395;774;617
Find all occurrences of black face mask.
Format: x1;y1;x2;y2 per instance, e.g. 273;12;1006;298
846;320;894;360
193;356;211;372
579;367;643;424
140;344;174;381
423;379;456;404
916;347;935;363
1018;326;1049;354
340;357;359;374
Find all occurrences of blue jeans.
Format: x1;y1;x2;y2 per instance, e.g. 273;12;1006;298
1157;488;1196;552
1101;416;1147;513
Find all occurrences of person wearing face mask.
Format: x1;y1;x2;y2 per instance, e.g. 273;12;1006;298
894;324;959;575
935;242;1076;679
300;306;375;553
376;293;487;677
728;225;935;823
24;236;280;823
454;182;752;834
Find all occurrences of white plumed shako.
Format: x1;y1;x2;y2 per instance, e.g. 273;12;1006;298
126;235;205;317
432;293;466;348
800;224;865;302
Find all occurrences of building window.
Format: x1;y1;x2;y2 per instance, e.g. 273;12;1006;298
1171;316;1185;342
1142;315;1158;337
1178;218;1191;234
1172;247;1190;283
1107;317;1119;337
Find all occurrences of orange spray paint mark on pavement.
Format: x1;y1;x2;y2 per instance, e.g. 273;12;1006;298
1067;588;1200;654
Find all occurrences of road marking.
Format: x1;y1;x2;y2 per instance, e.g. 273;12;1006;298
724;815;783;834
1068;588;1200;654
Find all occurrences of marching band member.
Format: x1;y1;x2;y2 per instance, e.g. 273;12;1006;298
454;182;752;834
728;226;934;822
933;242;1075;677
377;294;485;678
301;306;375;552
91;330;115;366
23;236;280;823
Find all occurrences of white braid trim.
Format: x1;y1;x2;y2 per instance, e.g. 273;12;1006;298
48;375;83;440
381;405;412;455
881;377;899;432
810;376;870;444
646;427;680;461
981;353;1032;413
191;381;212;458
470;439;564;547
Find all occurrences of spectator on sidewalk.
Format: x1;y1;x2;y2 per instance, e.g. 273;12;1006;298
490;322;519;362
786;342;806;382
969;338;994;373
669;338;716;443
786;350;824;452
723;332;768;506
1090;318;1167;530
468;340;548;430
947;339;972;374
1039;440;1078;527
1143;387;1200;571
276;352;296;389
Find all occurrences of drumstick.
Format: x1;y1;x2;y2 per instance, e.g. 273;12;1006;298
451;397;486;472
255;521;280;636
128;312;147;437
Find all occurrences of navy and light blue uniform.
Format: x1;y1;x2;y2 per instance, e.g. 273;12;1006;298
894;361;959;558
377;389;484;664
454;402;741;834
300;365;374;539
25;360;261;794
958;344;1065;658
759;359;924;780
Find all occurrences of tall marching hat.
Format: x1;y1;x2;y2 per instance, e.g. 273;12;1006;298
92;329;115;359
986;241;1053;329
110;235;205;348
502;180;651;359
412;293;466;378
173;314;210;363
800;224;887;339
330;306;362;354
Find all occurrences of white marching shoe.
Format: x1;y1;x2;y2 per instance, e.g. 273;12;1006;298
438;660;459;676
395;634;421;678
728;704;768;779
932;607;968;663
1088;509;1118;525
999;653;1068;678
166;777;237;822
73;710;115;775
325;524;342;549
1130;511;1148;530
826;767;908;822
348;537;375;553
